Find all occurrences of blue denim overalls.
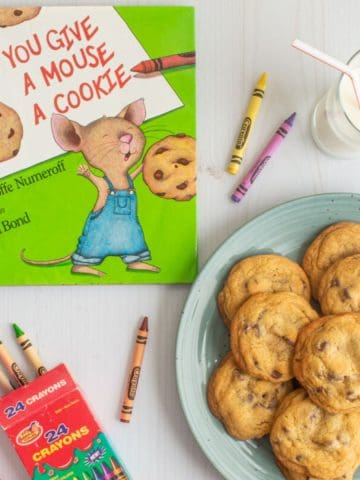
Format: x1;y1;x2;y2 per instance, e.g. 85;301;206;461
72;176;150;266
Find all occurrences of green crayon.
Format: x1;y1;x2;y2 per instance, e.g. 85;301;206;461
13;323;47;376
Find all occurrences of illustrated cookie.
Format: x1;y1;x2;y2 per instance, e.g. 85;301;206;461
217;255;311;328
270;389;360;479
0;7;41;27
276;457;354;480
230;292;318;382
294;313;360;413
0;102;23;162
142;134;196;201
207;352;292;440
318;254;360;315
302;222;360;300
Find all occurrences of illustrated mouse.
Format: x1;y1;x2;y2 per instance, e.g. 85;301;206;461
21;98;160;276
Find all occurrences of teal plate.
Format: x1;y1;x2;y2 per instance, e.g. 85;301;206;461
176;193;360;480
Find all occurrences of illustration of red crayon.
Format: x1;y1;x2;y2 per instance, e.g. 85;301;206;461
120;317;149;423
131;51;195;74
110;457;128;479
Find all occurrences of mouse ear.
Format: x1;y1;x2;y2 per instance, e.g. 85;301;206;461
51;114;83;152
118;98;146;126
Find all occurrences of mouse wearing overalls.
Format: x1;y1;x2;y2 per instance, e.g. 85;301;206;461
22;98;159;276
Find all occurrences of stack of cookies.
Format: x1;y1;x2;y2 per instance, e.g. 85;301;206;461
208;222;360;480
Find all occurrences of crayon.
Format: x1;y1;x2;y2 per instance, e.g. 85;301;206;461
81;473;92;480
91;467;104;480
131;51;195;74
12;323;47;376
231;112;296;203
101;462;115;480
110;457;128;479
227;72;267;175
120;317;149;423
0;340;28;387
0;367;14;393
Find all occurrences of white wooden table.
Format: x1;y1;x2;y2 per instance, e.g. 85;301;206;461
1;0;360;478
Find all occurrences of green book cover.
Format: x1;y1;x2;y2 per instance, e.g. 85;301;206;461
0;5;197;285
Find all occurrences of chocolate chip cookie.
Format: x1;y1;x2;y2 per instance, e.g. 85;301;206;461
0;7;41;27
318;254;360;315
142;134;196;201
294;314;360;413
207;352;292;440
270;389;360;478
302;222;360;300
276;457;354;480
0;102;23;162
217;254;311;328
230;292;318;382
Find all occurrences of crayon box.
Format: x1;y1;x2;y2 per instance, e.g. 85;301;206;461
0;364;130;480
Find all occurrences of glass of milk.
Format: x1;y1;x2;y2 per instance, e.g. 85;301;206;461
311;51;360;158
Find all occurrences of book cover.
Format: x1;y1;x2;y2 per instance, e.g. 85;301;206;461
0;5;196;285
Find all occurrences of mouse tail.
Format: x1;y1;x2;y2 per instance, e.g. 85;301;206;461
20;249;73;266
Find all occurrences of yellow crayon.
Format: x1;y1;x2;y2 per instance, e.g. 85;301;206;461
13;324;47;376
227;72;267;174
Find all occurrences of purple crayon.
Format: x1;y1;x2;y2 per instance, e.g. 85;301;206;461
231;112;296;203
101;462;116;480
91;466;105;480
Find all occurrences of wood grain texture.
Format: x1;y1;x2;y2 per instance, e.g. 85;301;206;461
2;1;360;479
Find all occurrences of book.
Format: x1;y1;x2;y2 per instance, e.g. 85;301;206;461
0;5;196;285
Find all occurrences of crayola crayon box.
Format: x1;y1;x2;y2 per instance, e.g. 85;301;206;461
0;364;130;479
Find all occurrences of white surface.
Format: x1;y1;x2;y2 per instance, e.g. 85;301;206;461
2;1;360;479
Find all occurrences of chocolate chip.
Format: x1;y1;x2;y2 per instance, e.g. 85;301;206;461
154;169;164;180
14;10;23;16
8;128;14;139
156;192;165;197
253;358;259;368
176;158;190;166
309;411;317;422
12;149;18;156
247;394;254;402
342;288;351;300
296;455;304;462
331;278;340;287
317;341;328;351
328;372;342;381
252;324;260;337
155;147;169;154
271;370;282;379
346;390;359;401
175;133;186;138
176;181;188;190
282;426;289;433
243;323;250;333
267;398;278;409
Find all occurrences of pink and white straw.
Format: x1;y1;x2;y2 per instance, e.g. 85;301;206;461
292;39;360;108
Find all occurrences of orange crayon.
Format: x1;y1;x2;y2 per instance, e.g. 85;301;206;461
0;367;14;394
0;340;28;387
131;51;195;74
110;457;128;479
119;317;148;423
